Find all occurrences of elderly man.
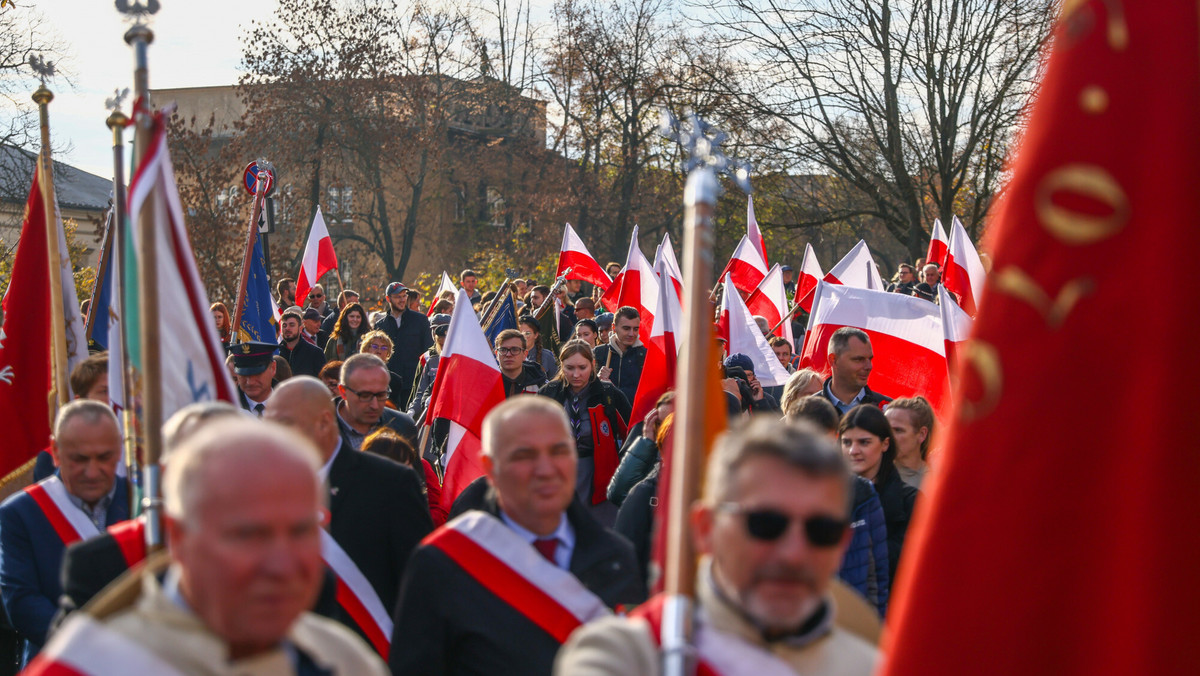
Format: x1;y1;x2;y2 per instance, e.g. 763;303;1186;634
819;327;892;415
373;282;433;407
389;396;645;676
266;377;432;656
556;419;878;675
25;419;386;675
0;401;130;665
336;353;418;449
227;340;279;417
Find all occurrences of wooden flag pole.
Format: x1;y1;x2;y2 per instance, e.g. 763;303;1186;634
229;173;270;342
106;104;138;513
31;80;69;410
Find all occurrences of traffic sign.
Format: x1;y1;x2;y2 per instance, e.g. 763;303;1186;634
242;162;276;196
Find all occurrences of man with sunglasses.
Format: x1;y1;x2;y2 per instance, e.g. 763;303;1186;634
335;354;418;450
557;419;878;675
306;283;332;317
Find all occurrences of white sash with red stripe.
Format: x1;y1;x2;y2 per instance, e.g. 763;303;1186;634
24;476;101;546
320;529;393;659
425;511;610;643
26;613;184;675
692;622;799;676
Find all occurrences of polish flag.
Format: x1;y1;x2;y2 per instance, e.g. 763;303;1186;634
795;242;823;312
747;194;768;266
556;223;613;291
798;281;950;416
795;240;884;311
926;218;950;269
598;226;658;341
653;232;683;301
722;274;791;388
718;235;769;296
745;264;794;347
295;207;338;307
426;271;456;316
425;289;506;510
629;257;682;424
942;216;987;316
938;285;973;381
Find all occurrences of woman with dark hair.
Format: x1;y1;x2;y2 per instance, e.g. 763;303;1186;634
519;315;557;378
839;404;920;582
210;302;231;344
573;319;599;347
324;302;368;361
361;427;446;527
538;340;631;526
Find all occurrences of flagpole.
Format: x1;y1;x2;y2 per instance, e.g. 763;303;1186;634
230;173;270;341
31;80;70;408
82;208;113;345
125;18;163;550
106;105;139;512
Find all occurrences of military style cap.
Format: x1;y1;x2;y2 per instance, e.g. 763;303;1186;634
226;341;279;376
595;312;614;330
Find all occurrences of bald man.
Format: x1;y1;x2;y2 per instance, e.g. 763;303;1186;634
30;420;386;674
265;377;432;656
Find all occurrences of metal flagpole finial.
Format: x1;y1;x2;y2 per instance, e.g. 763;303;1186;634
115;0;160;21
658;108;753;195
30;55;55;104
106;88;131;113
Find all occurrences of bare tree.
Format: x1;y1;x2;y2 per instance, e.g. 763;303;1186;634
694;0;1053;258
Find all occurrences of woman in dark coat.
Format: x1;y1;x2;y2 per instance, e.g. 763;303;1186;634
839;404;920;584
538;340;631;527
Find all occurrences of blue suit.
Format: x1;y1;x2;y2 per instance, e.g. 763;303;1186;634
0;475;129;665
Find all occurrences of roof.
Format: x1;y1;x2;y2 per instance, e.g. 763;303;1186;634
0;144;111;211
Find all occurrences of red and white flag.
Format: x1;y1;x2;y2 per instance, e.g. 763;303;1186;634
825;239;885;290
747;194;768;267
942;216;987;316
556;223;613;291
926;218;950;269
744;264;794;346
795;242;823;312
937;285;972;381
722;274;790;388
718;235;768;296
425;289;506;510
629;257;682;424
653;232;683;301
598;226;658;341
295;206;339;307
798;282;950;416
427;271;456;316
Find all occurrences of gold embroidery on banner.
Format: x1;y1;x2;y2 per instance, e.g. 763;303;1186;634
1035;164;1129;245
992;267;1095;329
958;340;1003;423
1079;86;1108;114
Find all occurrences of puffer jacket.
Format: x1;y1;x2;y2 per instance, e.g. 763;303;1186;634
837;476;890;617
606;434;657;507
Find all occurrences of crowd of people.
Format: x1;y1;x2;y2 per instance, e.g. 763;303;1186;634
0;260;949;675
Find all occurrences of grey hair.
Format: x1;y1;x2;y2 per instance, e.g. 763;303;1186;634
340;352;388;385
164;419;321;525
753;315;770;336
481;396;573;459
703;417;851;514
827;327;870;357
53;399;118;440
779;368;822;413
162;401;242;453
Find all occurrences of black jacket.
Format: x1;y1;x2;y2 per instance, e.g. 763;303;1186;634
613;463;660;586
373;310;433;408
819;376;893;416
327;436;434;646
592;339;646;405
279;337;327;378
502;360;547;398
873;462;920;583
388;489;646;676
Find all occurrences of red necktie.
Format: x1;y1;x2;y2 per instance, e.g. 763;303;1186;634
533;537;558;564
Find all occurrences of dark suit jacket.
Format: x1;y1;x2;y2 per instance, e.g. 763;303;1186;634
327;437;433;646
388;489;645;676
0;477;129;664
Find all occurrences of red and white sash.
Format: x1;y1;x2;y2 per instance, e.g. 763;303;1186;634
635;594;799;676
23;613;185;676
320;529;393;660
425;511;610;643
24;476;102;546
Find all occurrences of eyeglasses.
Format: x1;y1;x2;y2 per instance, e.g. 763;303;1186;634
433;327;449;337
310;293;324;299
342;386;391;403
717;503;848;547
365;343;390;354
496;346;525;356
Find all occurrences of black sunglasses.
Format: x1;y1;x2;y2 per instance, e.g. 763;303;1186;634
718;503;848;547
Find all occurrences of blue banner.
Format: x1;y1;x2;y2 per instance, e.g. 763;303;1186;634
236;236;277;343
482;290;517;346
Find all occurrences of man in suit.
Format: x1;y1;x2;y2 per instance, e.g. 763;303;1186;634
373;282;432;408
226;340;279;417
265;376;433;655
0;400;130;665
819;328;893;416
389;396;645;676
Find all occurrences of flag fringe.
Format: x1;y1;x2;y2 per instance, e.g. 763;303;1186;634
0;456;38;502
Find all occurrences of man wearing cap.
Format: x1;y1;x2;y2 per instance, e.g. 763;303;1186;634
303;308;328;349
595;313;614;346
373;282;433;409
227;341;279;417
782;264;797;297
723;353;781;414
407;313;451;422
279;309;327;379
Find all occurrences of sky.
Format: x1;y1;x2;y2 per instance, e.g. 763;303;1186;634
39;1;278;178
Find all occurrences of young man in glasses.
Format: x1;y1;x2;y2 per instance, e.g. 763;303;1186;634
334;354;418;451
556;419;878;675
494;328;547;398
